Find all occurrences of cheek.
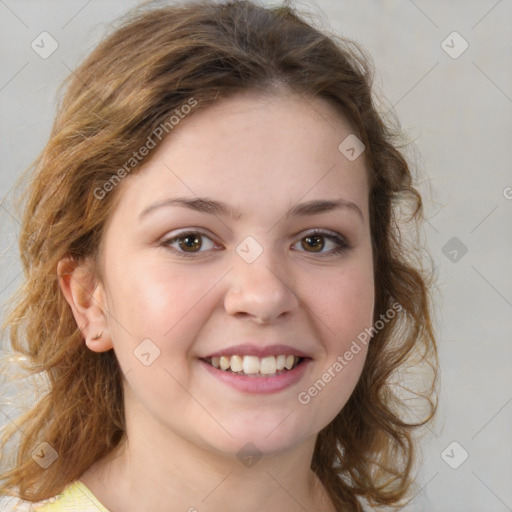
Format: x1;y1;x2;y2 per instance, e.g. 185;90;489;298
102;260;219;409
106;258;193;331
296;254;373;411
297;268;372;429
306;258;375;349
103;257;229;363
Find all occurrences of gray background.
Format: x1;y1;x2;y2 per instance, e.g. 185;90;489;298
1;1;511;511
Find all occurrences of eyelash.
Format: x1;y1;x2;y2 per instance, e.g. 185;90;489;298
160;228;351;259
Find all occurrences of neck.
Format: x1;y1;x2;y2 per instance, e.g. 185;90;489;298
80;406;335;512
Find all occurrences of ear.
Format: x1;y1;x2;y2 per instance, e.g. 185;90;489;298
57;257;113;353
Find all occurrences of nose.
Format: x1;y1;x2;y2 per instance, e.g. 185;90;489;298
223;251;299;324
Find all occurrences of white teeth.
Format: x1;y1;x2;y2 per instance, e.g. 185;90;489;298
230;355;243;372
260;356;277;375
242;355;260;374
207;354;300;375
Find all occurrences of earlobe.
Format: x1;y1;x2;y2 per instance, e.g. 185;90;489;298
57;257;113;353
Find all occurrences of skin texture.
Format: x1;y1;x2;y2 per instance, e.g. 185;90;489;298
59;90;375;512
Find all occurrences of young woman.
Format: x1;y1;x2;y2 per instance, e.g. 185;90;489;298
0;1;437;510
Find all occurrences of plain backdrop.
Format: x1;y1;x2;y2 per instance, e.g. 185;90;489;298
0;1;511;511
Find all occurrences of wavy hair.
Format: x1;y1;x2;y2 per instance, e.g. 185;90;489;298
0;1;437;509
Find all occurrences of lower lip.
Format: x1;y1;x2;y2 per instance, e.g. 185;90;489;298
200;358;311;394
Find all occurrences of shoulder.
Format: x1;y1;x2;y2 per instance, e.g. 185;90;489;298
0;481;109;512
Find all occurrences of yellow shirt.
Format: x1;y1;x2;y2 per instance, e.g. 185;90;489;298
1;481;110;511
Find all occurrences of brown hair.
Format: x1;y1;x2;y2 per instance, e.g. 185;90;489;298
0;1;437;510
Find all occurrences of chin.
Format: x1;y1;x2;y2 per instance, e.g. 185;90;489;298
198;416;315;459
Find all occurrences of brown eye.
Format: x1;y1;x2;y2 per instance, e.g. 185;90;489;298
292;229;350;257
162;230;218;257
178;234;202;252
301;235;325;252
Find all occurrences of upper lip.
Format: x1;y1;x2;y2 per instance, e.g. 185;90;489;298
202;344;312;359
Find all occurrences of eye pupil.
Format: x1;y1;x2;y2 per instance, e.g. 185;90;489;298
302;235;324;252
179;234;202;252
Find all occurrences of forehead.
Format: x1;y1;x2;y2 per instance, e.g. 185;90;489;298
111;91;368;223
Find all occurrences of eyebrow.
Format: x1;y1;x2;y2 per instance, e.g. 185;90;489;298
138;196;364;221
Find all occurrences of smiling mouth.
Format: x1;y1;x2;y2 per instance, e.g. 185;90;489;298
201;354;305;377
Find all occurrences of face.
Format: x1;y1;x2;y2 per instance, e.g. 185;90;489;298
88;91;374;457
